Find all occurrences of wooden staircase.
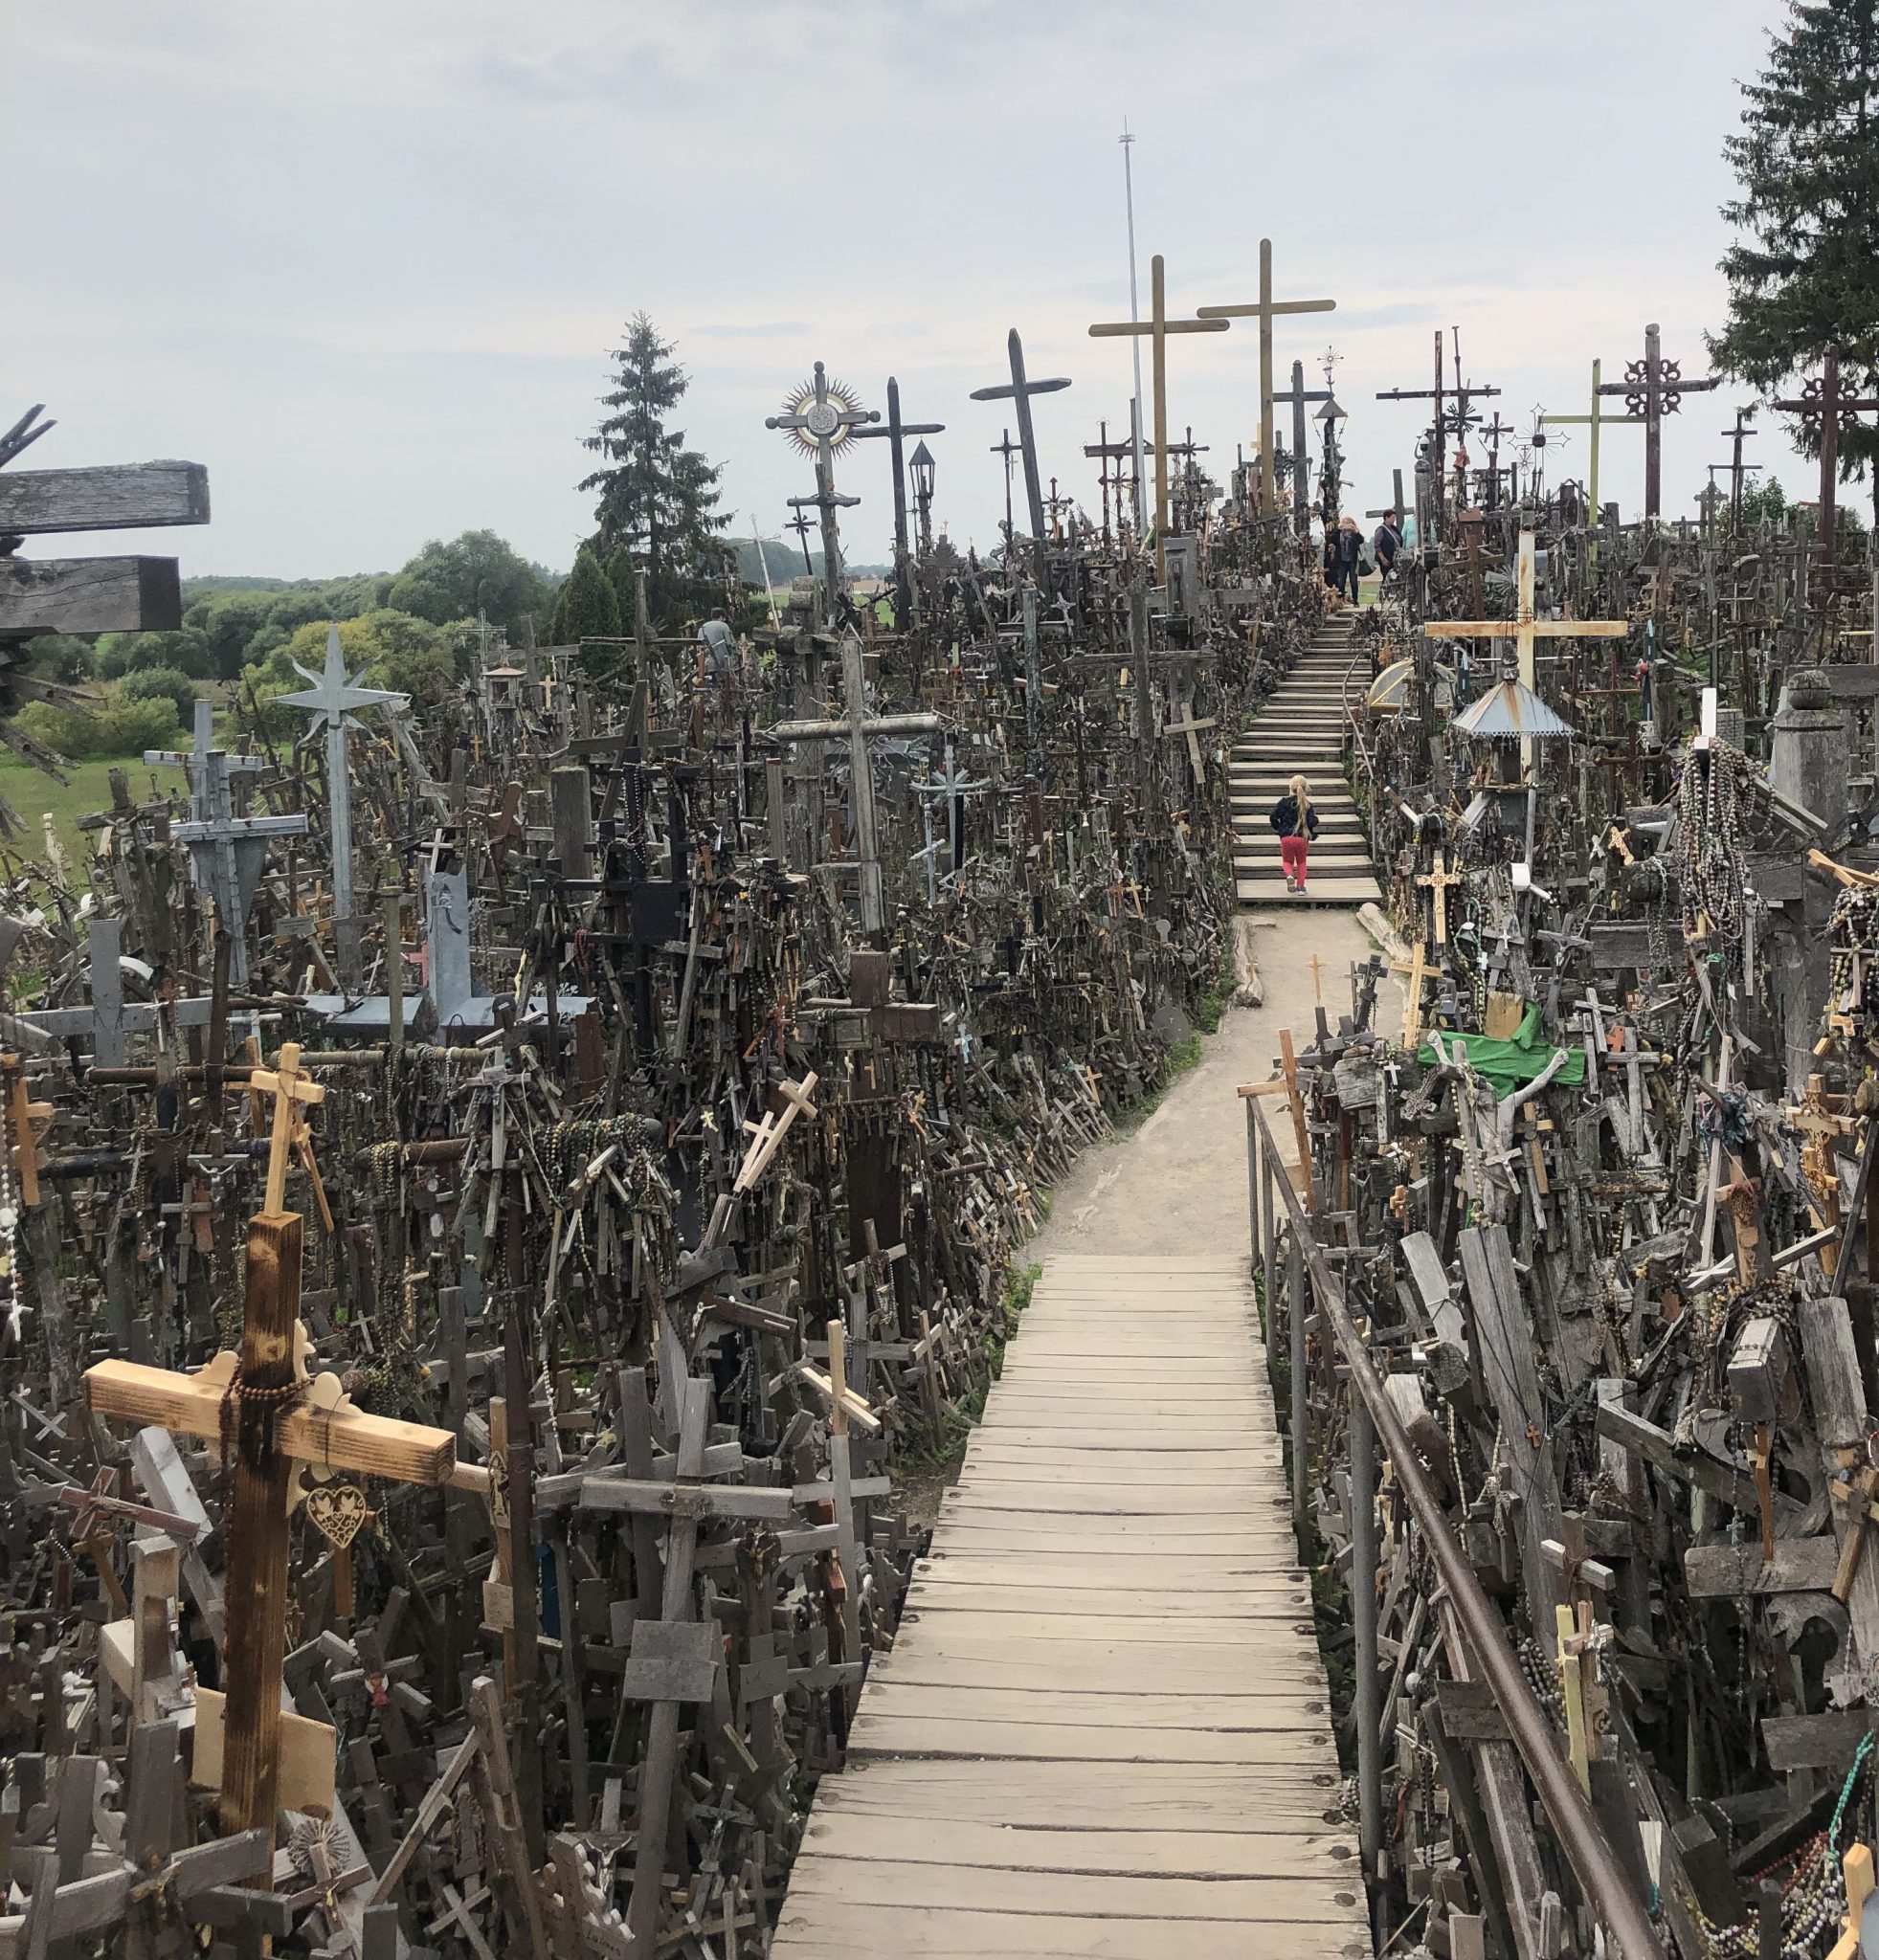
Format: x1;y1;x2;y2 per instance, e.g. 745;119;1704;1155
1230;616;1380;907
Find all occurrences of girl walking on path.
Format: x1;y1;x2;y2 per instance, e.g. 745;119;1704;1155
1268;773;1321;894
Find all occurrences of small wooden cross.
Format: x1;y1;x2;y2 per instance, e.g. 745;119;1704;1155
1416;861;1465;947
1827;1842;1874;1960
1;1053;53;1209
1306;953;1325;1005
1391;944;1432;1048
249;1040;326;1222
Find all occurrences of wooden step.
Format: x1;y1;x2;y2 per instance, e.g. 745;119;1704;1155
1236;876;1381;905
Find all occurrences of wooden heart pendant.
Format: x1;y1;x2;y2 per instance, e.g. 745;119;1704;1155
305;1481;370;1550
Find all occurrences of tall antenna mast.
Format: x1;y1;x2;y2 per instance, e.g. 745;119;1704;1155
1120;119;1147;536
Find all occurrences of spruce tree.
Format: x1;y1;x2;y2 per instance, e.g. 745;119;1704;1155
606;546;640;638
578;314;727;627
550;545;622;644
1710;0;1879;517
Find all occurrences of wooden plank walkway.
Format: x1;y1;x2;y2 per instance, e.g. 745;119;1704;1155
772;1253;1368;1959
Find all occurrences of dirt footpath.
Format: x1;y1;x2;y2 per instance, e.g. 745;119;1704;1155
1022;911;1377;1266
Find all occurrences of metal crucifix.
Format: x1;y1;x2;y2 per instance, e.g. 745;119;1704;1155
147;702;307;991
1597;321;1720;520
1774;345;1879;615
767;363;879;617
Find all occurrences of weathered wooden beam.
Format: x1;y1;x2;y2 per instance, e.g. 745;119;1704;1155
0;556;183;634
0;460;210;535
85;1359;457;1485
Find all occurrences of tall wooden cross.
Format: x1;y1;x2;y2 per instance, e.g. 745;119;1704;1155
1196;238;1335;518
1714;407;1761;534
1088;256;1228;576
1774;345;1879;609
970;331;1070;567
1596;322;1720;519
277;622;408;984
852;376;943;626
1424;530;1629;694
1544;360;1632;526
82;1046;458;1856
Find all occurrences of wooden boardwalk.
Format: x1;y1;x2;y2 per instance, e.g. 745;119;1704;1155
772;1253;1368;1959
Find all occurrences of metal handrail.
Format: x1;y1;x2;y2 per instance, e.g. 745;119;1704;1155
1243;1089;1660;1960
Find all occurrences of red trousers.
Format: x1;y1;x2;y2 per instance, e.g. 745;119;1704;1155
1281;835;1309;882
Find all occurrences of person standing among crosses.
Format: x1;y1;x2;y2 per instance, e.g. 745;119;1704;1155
1372;508;1403;595
1268;773;1320;895
1333;515;1365;605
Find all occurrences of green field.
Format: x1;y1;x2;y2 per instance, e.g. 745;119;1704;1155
0;753;179;871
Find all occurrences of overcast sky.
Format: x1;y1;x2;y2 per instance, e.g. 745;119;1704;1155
7;1;1811;582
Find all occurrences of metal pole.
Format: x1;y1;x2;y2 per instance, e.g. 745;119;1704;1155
1245;1094;1661;1960
1352;1388;1383;1899
1120;122;1147;537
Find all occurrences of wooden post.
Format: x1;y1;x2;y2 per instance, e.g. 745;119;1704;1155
1245;1095;1262;1269
1352;1388;1383;1893
1288;1237;1309;1542
218;1211;302;1850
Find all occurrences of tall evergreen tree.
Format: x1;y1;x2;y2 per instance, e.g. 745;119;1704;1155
550;544;623;644
578;314;727;627
1710;0;1879;517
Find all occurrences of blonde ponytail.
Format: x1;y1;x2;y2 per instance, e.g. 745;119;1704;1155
1289;773;1311;827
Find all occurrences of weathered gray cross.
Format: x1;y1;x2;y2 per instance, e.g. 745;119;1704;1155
147;702;306;989
970;330;1071;567
771;630;941;940
277;622;408;982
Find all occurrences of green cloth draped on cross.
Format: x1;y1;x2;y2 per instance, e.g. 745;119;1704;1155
1418;1002;1588;1098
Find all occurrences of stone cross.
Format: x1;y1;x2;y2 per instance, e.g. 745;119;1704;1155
276;622;408;982
1597;321;1720;519
1197;238;1336;517
149;702;306;990
1089;257;1227;576
970;330;1071;567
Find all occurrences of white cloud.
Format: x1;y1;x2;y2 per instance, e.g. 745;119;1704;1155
3;0;1817;579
